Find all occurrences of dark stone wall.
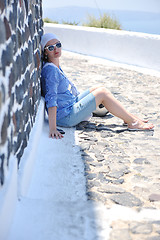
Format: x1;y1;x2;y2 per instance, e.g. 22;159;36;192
0;0;43;186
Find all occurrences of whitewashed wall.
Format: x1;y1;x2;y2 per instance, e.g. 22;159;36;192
44;23;160;72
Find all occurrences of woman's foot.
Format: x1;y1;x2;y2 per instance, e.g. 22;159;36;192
123;115;148;126
128;120;154;131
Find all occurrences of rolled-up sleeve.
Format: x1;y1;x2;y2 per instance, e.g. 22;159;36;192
44;66;61;109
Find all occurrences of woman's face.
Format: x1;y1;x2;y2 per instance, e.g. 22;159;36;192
44;38;62;61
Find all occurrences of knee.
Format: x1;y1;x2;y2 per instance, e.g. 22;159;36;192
90;85;103;92
99;87;111;95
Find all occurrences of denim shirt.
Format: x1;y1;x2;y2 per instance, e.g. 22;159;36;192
41;63;77;120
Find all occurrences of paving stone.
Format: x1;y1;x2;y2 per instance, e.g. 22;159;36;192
97;185;125;194
149;194;160;202
85;173;97;180
110;192;142;207
133;158;147;164
130;222;153;234
87;180;101;188
84;165;91;172
97;172;111;183
89;162;103;167
109;229;132;240
106;165;130;179
112;179;124;185
79;142;90;151
86;191;107;203
82;155;94;162
95;154;105;162
145;237;160;240
152;222;160;234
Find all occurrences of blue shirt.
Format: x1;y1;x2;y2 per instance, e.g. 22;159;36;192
41;63;77;120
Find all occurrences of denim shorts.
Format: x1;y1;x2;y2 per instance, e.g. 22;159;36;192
57;89;96;127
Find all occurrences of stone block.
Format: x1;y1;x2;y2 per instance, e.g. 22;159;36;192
0;18;6;44
4;17;11;40
17;147;24;164
24;0;28;15
28;14;34;38
0;154;5;185
14;131;23;154
15;55;22;79
28;40;33;64
17;27;22;48
0;83;5;103
21;48;29;74
11;1;18;29
7;138;13;163
22;95;29;122
25;24;30;41
11;34;18;55
35;5;39;19
9;8;16;31
0;0;6;13
9;68;16;96
7;103;11;126
0;114;8;145
15;110;24;133
18;11;24;29
1;42;13;68
26;122;31;140
15;84;24;104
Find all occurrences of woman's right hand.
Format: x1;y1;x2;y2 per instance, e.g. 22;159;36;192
49;129;64;139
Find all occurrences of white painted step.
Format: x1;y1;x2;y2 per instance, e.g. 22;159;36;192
8;197;160;240
8;198;106;240
26;124;86;201
8;123;91;240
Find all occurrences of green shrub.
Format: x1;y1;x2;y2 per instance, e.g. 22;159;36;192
43;18;79;26
43;18;59;24
83;13;122;30
62;20;79;26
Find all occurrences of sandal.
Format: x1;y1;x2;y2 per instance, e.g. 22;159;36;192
128;121;154;131
124;116;148;126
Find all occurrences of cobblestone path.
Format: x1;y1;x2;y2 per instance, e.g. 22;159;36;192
61;51;160;240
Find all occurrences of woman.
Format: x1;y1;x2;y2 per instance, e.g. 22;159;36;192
41;33;154;139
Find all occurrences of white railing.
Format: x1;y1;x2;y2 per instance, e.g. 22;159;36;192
44;23;160;72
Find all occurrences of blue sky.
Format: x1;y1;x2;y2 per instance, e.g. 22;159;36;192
42;0;160;13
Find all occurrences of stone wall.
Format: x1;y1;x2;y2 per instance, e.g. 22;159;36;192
0;0;43;186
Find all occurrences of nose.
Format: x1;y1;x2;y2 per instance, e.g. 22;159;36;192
54;45;57;50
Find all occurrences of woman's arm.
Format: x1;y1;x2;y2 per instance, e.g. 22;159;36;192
48;106;63;139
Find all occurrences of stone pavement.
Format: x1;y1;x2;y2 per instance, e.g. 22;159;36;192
61;51;160;240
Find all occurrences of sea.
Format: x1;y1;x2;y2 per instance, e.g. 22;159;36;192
43;6;160;35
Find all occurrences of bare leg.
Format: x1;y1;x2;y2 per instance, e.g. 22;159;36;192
90;86;148;124
91;87;154;130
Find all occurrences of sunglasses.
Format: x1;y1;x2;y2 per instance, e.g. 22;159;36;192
44;42;62;51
